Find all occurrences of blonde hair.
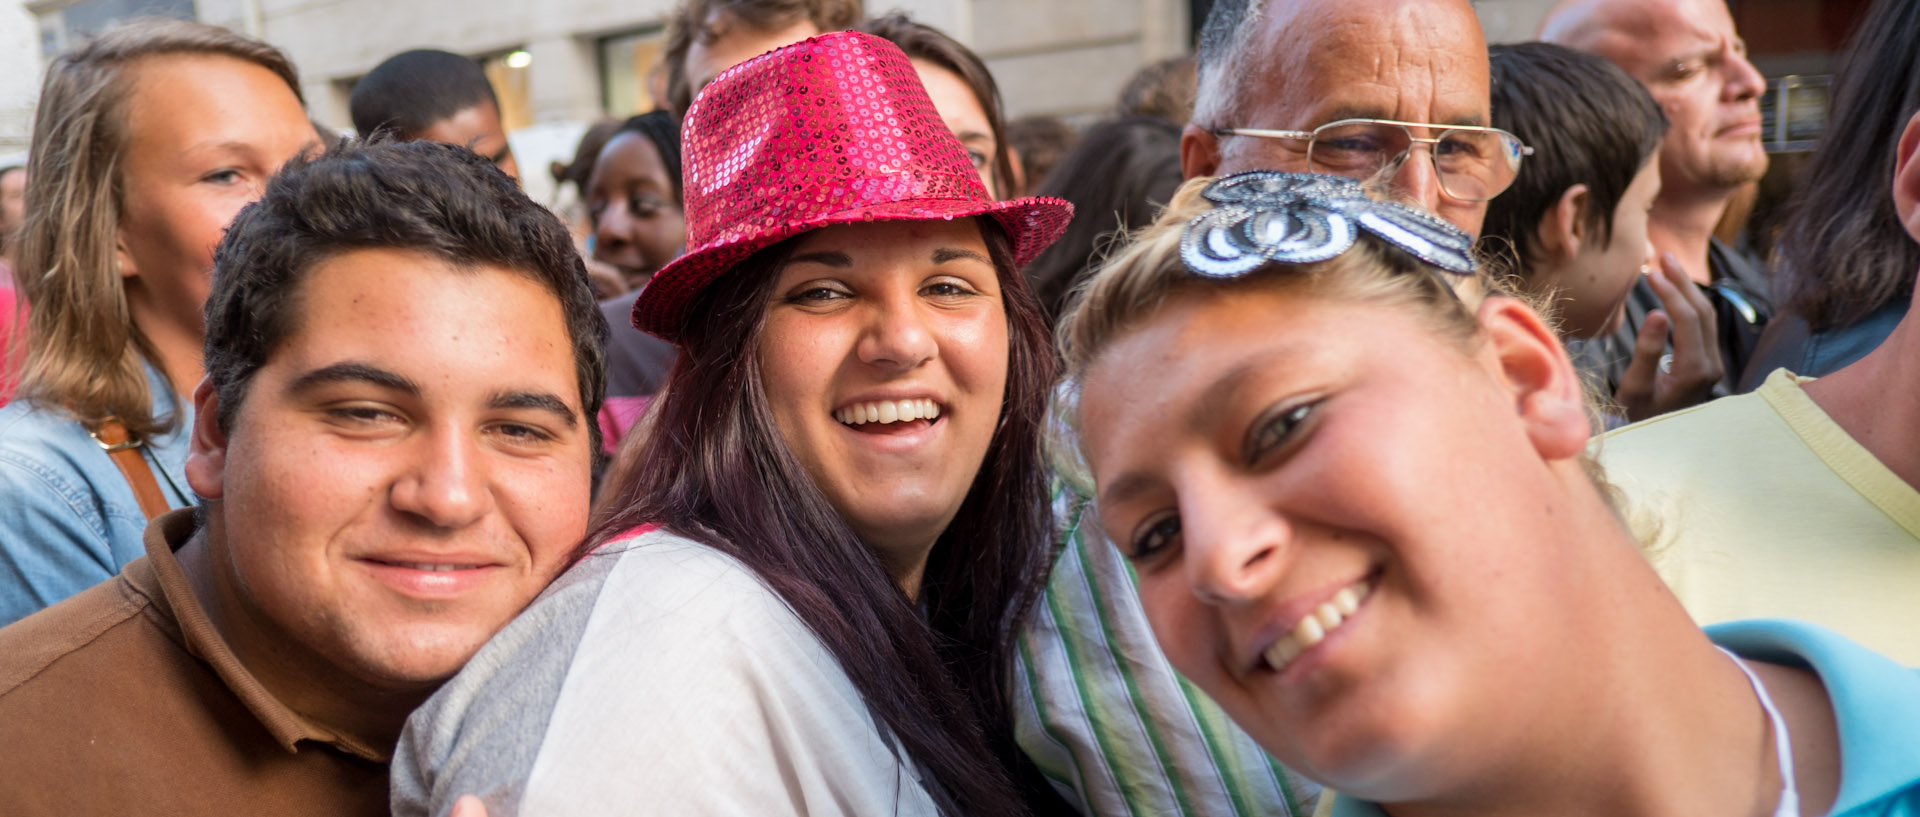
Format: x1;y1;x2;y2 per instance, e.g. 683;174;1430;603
1050;177;1614;497
11;19;302;442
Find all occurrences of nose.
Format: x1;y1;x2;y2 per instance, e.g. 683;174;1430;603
389;425;493;530
593;202;633;262
855;292;938;370
1723;46;1767;103
1180;485;1292;606
1386;145;1447;213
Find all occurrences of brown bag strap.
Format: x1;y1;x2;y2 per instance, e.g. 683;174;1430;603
90;418;169;521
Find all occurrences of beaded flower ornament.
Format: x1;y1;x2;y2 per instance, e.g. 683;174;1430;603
1180;171;1476;279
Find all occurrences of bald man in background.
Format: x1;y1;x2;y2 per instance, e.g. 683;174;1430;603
1544;0;1774;408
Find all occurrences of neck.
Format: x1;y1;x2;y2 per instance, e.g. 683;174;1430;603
1387;469;1831;817
1804;285;1920;490
1648;187;1732;286
126;286;206;396
179;517;428;751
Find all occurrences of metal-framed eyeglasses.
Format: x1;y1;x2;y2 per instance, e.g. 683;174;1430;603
1211;118;1535;203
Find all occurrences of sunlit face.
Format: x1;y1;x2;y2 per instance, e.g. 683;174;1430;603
414;101;520;181
587;132;686;290
1552;158;1662;338
115;54;319;358
758;219;1008;585
1598;0;1768;193
187;248;592;691
684;10;818;107
914;59;999;199
1080;284;1583;800
1209;0;1492;234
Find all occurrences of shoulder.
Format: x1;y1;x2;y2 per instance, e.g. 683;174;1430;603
0;572;154;703
1708;620;1920;814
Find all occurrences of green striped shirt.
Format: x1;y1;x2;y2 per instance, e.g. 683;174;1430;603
1014;486;1320;816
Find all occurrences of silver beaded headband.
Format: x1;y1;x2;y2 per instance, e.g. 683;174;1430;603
1178;171;1476;279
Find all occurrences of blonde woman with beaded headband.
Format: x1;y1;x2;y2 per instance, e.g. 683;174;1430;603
1056;170;1920;817
0;20;321;624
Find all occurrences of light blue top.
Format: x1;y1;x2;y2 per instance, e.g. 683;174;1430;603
1328;620;1920;817
0;363;194;625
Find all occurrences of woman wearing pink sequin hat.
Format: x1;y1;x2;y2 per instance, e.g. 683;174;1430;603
393;31;1071;817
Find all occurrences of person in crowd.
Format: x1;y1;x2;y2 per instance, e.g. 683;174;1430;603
1005;115;1076;196
661;0;862;119
587;111;685;455
396;33;1317;817
1181;0;1524;235
0;20;321;625
350;49;518;181
1594;106;1920;666
1024;115;1183;327
1543;0;1773;402
1117;54;1196;124
1742;0;1920;386
859;13;1016;200
0;139;604;815
1057;168;1920;817
1481;42;1719;423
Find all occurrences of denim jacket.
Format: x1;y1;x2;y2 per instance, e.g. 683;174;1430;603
0;364;193;625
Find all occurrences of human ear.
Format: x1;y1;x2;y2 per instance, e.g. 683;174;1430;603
115;233;139;280
184;379;228;500
1531;184;1590;264
1893;110;1920;242
1474;296;1590;460
1181;123;1221;179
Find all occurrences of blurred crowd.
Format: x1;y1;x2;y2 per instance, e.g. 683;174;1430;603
0;0;1915;815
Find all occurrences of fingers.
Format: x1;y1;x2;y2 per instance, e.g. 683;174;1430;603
1614;309;1670;420
451;795;489;817
1646;252;1724;396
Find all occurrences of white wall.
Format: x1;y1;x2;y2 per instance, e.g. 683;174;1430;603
0;1;43;160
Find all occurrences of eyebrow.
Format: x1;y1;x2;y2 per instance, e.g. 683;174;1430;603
288;362;420;397
932;247;990;265
1318;105;1489;129
489;390;580;428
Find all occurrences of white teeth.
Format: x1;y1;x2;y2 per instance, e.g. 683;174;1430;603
393;562;461;572
836;399;941;426
1261;578;1373;673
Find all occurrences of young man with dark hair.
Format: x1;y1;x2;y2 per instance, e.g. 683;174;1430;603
350;49;520;180
0;139;606;815
1483;42;1706;422
661;0;863;118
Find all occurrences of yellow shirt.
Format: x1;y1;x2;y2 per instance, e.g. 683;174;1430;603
1596;369;1920;665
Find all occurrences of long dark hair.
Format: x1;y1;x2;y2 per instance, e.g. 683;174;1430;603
588;218;1054;816
1773;0;1920;330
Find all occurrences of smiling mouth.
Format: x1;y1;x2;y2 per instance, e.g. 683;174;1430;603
835;398;942;426
371;560;485;572
1264;577;1374;672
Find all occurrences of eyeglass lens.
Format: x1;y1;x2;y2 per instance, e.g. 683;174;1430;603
1306;122;1522;202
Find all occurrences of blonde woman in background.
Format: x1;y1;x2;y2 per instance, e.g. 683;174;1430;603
0;20;320;625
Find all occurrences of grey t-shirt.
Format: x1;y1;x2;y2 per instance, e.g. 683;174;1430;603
391;529;937;817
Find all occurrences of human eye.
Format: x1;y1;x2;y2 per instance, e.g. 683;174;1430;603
922;277;982;299
1126;512;1183;564
628;193;664;217
1435;133;1488;160
1664;58;1706;82
783;281;852;305
323;402;405;430
966;149;989;171
1243;400;1316;466
201;168;245;186
489;420;559;447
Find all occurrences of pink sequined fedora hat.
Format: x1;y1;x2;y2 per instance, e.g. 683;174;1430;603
633;30;1073;343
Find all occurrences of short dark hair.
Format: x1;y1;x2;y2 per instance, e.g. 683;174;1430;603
1483;42;1667;277
349;49;500;138
204;139;608;451
662;0;864;118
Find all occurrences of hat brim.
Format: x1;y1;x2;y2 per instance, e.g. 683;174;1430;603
633;194;1073;343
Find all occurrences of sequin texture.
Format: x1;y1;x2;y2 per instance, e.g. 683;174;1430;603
634;31;1073;343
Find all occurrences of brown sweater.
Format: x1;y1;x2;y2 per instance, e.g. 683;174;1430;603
0;509;390;816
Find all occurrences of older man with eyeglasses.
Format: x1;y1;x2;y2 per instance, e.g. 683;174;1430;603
1181;0;1516;235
